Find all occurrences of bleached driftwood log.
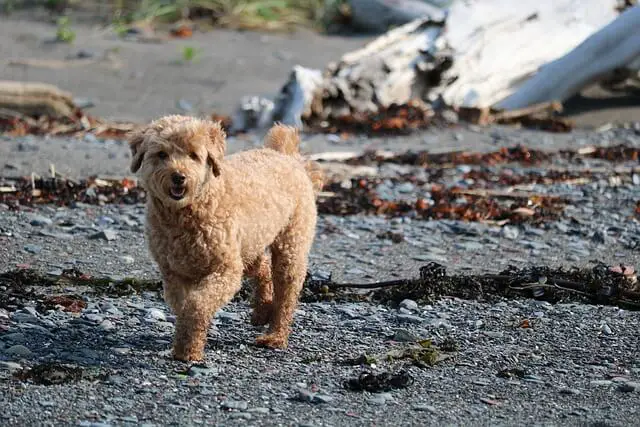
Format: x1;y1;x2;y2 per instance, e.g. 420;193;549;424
0;81;76;118
310;16;446;121
439;0;621;108
496;4;640;110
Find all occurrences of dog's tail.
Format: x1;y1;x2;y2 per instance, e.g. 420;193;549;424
265;124;324;195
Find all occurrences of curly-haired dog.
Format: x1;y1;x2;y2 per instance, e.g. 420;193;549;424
128;115;323;361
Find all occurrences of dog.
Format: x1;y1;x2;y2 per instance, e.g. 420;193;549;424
127;115;323;361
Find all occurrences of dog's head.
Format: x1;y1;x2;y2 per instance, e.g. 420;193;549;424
127;115;226;208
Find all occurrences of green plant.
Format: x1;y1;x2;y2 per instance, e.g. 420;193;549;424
180;45;202;63
56;16;76;43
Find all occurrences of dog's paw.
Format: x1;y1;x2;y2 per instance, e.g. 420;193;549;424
172;346;205;362
250;303;273;327
255;333;288;349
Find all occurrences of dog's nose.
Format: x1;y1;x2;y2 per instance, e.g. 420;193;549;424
171;172;186;185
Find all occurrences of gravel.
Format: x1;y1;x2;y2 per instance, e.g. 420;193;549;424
1;125;640;425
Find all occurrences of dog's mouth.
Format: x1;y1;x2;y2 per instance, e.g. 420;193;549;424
169;185;186;201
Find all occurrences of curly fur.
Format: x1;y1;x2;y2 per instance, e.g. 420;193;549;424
128;116;324;361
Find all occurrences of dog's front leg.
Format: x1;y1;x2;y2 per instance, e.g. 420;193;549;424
173;269;242;361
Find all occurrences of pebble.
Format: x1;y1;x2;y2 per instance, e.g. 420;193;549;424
392;329;417;342
617;382;639;393
119;255;135;265
229;412;253;420
0;361;23;373
187;364;218;377
589;380;612;387
99;319;116;331
399;299;419;311
216;311;241;323
145;308;166;322
221;400;249;411
2;332;26;343
396;314;424;324
24;244;43;254
413;404;437;413
559;388;581;395
5;344;32;357
367;395;388;405
501;226;519;240
29;215;53;226
89;229;117;241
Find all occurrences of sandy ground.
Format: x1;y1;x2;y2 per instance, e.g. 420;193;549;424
0;16;372;123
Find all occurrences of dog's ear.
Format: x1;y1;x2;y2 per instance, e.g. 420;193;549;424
127;127;147;173
205;121;226;178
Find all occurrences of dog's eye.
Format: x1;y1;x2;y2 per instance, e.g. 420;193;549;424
157;151;168;160
190;152;200;161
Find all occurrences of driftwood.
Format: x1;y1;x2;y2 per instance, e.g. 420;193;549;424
496;4;640;109
242;0;638;132
0;81;77;119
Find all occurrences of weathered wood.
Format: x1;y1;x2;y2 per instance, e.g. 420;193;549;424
0;81;77;118
496;4;640;109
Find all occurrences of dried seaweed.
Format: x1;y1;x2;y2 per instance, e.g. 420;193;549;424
14;363;107;385
345;144;640;168
343;370;414;392
318;178;566;225
0;112;135;139
303;262;640;310
0;268;162;311
305;101;449;136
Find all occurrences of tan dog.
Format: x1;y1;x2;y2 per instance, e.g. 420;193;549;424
128;115;323;361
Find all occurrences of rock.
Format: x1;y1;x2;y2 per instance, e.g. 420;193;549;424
391;329;418;342
295;388;334;404
145;308;166;322
187;364;218;378
221;400;249;411
216;311;240;323
247;407;270;414
119;255;135;265
83;313;103;323
2;332;26;343
413;404;437;413
24;244;42;254
5;344;32;357
396;314;424;324
89;229;117;241
229;413;253;420
29;215;52;226
590;380;613;387
399;299;419;311
0;361;23;373
617;382;639;392
99;319;116;331
501;226;519;240
559;388;581;395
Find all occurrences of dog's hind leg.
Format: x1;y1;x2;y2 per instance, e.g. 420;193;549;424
256;203;316;349
246;251;274;327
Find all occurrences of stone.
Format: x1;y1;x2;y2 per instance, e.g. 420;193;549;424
145;308;166;322
396;314;423;324
89;229;117;241
5;344;32;357
399;299;419;311
221;400;249;411
24;244;42;254
29;215;53;226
